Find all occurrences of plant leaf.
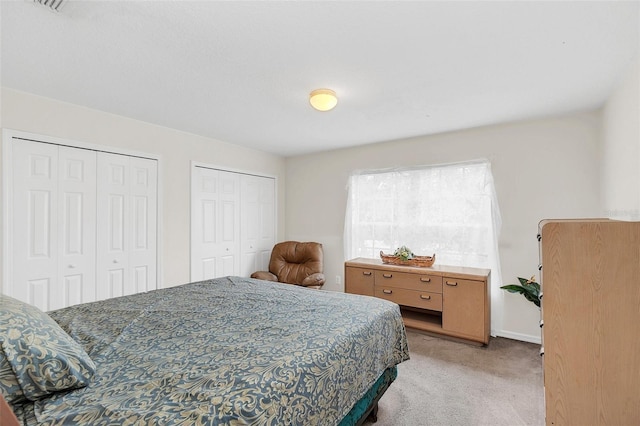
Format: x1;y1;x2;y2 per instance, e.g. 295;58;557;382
500;283;541;307
500;284;527;293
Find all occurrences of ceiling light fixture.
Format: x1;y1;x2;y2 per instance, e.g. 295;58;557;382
309;89;338;112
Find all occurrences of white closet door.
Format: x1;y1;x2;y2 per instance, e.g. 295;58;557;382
218;171;241;276
191;168;240;281
12;140;60;311
97;153;131;300
191;167;217;280
240;175;276;277
57;146;97;308
129;157;158;294
11;142;97;311
97;153;158;300
6;135;158;310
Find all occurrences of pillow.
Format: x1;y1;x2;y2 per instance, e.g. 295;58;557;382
0;350;22;405
0;294;96;404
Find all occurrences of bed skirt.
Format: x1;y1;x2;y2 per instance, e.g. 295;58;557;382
339;366;398;426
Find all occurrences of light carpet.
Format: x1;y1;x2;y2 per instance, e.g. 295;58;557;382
366;329;544;426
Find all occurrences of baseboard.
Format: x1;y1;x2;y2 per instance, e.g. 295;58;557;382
495;330;541;345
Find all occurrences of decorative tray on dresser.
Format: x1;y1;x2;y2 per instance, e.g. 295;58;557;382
345;258;491;345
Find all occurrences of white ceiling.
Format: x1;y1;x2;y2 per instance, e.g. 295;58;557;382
2;1;639;157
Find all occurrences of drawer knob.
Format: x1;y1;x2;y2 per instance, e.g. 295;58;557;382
383;273;393;279
420;294;431;300
445;281;458;286
420;277;431;283
539;319;544;328
382;289;393;294
539;347;544;357
362;271;372;276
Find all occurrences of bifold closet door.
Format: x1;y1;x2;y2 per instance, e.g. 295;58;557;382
191;167;241;281
11;141;97;311
96;153;158;300
240;174;276;277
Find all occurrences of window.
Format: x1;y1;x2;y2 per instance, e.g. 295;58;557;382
344;159;503;333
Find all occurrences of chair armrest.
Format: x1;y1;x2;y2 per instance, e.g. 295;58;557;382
251;271;278;282
302;273;325;287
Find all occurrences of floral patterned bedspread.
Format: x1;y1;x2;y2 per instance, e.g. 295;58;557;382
14;277;409;425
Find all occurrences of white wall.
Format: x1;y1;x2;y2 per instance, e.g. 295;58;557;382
602;60;640;220
285;111;602;343
6;78;633;343
0;88;287;293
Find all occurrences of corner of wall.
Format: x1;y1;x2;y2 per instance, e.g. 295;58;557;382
601;58;640;220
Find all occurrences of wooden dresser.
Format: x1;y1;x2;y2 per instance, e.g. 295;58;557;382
538;219;640;425
345;258;491;345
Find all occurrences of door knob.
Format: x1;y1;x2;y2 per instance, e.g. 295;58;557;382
68;264;75;269
113;260;119;264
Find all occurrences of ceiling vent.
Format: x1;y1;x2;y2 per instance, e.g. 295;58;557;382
33;0;65;12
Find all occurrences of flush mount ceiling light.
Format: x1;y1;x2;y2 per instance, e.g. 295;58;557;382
309;89;338;112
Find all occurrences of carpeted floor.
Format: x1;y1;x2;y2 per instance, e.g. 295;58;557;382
366;329;544;426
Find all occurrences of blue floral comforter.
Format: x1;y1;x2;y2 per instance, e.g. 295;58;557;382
15;277;409;425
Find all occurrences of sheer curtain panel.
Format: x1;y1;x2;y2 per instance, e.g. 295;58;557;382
344;160;503;334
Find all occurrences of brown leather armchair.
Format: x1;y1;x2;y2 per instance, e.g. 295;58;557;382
251;241;325;288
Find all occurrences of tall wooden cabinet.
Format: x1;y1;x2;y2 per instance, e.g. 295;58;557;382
539;220;640;425
345;258;491;345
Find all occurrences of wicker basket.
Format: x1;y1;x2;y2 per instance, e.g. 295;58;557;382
380;251;436;267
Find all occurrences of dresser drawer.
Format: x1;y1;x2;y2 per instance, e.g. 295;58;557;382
374;270;443;293
375;286;443;311
345;266;375;296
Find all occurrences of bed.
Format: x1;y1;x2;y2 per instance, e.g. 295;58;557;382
1;276;409;425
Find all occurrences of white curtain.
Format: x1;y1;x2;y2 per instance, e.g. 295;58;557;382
344;159;503;334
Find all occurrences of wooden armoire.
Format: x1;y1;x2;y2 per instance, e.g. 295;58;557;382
539;219;640;425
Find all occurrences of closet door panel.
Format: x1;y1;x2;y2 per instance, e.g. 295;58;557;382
240;175;275;277
217;171;240;276
240;176;260;277
12;140;59;311
97;153;131;300
129;157;158;294
191;168;240;280
7;136;158;310
191;167;219;281
201;258;216;280
58;146;97;307
191;167;274;281
257;178;275;270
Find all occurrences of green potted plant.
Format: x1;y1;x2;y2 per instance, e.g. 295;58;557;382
500;275;540;308
393;245;415;261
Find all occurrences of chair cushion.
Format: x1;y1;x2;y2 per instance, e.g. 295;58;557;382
250;271;278;282
269;241;324;285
